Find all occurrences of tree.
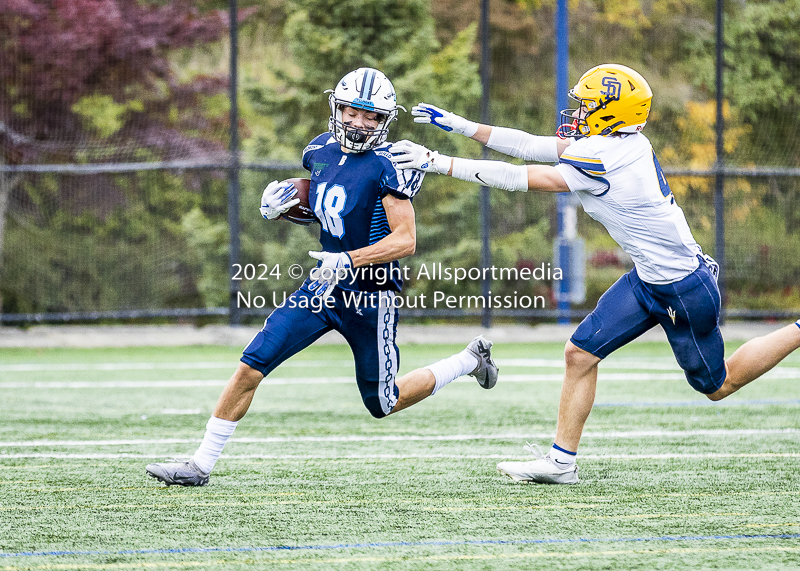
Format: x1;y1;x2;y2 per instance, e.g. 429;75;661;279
0;0;249;313
721;0;800;167
0;0;238;164
244;0;482;160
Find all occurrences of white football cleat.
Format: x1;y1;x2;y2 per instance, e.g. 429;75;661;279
496;443;579;484
146;458;210;487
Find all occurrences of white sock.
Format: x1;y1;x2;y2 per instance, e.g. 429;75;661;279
548;443;577;467
191;416;238;474
426;350;479;395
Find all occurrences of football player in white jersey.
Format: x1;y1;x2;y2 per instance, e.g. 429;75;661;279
390;63;800;485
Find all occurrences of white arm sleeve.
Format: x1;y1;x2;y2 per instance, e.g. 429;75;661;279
450;158;529;192
486;127;560;163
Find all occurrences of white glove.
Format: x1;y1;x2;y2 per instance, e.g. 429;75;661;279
259;180;300;220
701;253;720;282
389;140;452;175
411;102;479;137
307;251;353;300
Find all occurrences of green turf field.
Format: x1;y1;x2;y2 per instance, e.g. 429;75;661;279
1;340;800;570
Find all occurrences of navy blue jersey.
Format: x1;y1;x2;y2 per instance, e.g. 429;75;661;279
302;133;424;292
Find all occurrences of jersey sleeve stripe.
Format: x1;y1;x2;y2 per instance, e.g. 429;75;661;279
368;197;391;245
577;169;611;195
559;155;607;175
560;153;603;165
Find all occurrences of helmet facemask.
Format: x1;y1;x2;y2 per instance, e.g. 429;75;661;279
328;95;394;152
557;93;598;139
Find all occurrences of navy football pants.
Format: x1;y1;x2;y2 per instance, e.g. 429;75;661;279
241;283;401;418
570;260;726;394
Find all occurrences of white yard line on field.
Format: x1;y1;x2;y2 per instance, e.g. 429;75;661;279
2;358;799;378
0;361;354;372
1;451;799;461
3;367;800;389
0;428;798;448
0;358;717;372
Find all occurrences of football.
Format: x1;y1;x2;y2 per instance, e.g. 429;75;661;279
279;178;316;226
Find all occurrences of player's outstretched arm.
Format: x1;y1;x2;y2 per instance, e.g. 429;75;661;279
390;140;569;193
412;102;483;140
412;102;570;161
486;126;570;162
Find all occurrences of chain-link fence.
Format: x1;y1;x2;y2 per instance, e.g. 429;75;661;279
2;0;799;324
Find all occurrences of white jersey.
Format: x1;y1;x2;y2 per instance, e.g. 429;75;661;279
555;133;700;284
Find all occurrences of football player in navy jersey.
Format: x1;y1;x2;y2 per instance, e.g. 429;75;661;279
145;68;499;487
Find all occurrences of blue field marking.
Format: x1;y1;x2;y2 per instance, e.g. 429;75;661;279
594;398;800;408
3;533;800;559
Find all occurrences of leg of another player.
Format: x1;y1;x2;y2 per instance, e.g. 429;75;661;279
708;322;800;401
495;341;598;484
554;341;602;452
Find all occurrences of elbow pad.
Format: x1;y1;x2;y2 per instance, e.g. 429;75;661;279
450;158;529;192
487;127;559;163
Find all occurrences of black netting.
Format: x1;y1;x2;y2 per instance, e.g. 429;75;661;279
2;0;799;322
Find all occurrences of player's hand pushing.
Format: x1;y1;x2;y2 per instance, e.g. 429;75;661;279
390;140;452;174
411;103;478;137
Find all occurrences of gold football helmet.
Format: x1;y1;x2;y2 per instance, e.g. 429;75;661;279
558;64;652;138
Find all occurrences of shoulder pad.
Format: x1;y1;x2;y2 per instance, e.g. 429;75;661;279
302;143;324;156
302;133;332;157
559;138;607;176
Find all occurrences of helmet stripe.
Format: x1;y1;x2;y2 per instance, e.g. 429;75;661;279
361;69;375;100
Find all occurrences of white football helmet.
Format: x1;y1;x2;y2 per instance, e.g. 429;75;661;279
327;68;404;152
